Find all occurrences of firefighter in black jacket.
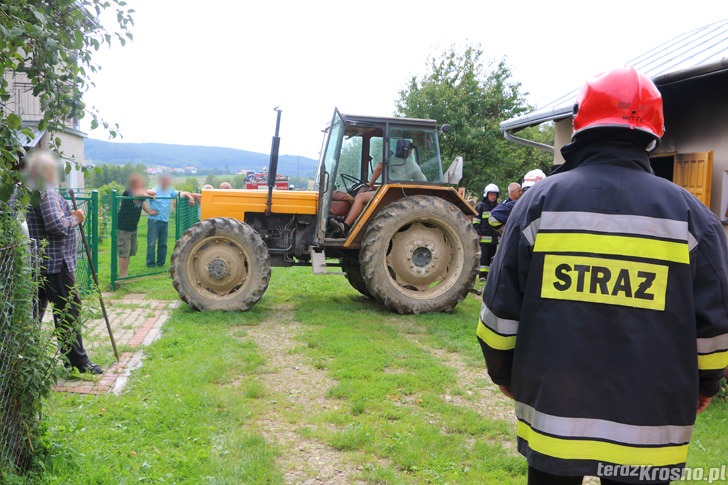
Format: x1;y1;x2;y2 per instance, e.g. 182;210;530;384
473;184;500;280
478;66;728;484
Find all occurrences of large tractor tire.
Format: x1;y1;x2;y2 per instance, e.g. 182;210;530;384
360;196;479;314
171;217;271;311
340;257;372;299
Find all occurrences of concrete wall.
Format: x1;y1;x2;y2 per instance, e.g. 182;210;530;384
656;71;728;222
40;130;86;188
552;119;572;165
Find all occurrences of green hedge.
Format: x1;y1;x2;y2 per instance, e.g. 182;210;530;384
0;209;59;479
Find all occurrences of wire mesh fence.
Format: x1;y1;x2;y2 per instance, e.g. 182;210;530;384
59;189;99;294
110;191;199;289
0;239;41;475
175;194;200;240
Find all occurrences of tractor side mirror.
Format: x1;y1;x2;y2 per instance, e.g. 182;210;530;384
440;124;451;133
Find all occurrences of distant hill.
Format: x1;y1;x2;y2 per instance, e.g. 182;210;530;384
84;139;319;177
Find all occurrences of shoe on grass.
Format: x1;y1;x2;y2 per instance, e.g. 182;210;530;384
77;362;103;375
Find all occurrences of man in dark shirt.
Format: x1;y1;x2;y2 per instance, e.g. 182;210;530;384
25;150;102;374
117;173;156;278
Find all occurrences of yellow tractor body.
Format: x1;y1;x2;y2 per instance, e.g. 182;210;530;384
200;189;319;220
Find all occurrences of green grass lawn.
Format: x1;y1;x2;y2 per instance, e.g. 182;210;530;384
21;234;728;483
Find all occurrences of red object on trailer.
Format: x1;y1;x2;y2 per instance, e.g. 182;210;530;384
245;180;289;190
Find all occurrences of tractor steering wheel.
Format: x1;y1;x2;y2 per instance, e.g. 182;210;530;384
340;173;368;195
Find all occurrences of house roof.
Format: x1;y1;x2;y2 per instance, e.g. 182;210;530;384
13;128;46;148
501;18;728;132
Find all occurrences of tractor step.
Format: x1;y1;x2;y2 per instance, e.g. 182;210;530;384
311;249;344;276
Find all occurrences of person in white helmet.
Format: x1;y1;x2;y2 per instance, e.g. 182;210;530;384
473;184;500;280
521;168;546;193
490;169;545;231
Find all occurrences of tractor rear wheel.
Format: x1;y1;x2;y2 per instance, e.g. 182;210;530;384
340;257;372;299
171;217;271;311
360;196;479;314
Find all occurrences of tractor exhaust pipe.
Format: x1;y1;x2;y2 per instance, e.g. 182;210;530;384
265;107;282;216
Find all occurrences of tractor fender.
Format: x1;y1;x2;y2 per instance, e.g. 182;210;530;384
344;184;475;248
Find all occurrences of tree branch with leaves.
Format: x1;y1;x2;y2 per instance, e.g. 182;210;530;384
0;0;134;201
397;45;553;196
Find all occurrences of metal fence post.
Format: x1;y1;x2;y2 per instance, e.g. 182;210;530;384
110;190;118;291
91;190;99;274
175;194;181;241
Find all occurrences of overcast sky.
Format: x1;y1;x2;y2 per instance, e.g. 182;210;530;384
85;0;726;159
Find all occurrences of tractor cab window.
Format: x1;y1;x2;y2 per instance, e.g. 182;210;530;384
386;128;442;184
334;127;385;193
368;137;384;183
336;135;363;190
318;114;345;191
315;111;346;239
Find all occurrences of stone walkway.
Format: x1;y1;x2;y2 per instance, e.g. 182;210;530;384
50;294;177;395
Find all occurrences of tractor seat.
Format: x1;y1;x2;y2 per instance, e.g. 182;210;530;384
329;190;352;217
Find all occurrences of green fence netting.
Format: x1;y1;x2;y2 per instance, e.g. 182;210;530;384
110;190;199;290
60;189;98;294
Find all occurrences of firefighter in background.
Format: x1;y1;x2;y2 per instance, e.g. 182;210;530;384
478;66;728;484
489;168;547;231
473;184;500;280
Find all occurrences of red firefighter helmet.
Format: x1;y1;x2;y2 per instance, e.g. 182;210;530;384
572;66;664;140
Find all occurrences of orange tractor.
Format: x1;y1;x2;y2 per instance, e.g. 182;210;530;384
171;109;478;314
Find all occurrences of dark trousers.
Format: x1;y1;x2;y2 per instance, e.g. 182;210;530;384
527;467;669;485
37;263;90;368
479;242;498;274
146;219;169;267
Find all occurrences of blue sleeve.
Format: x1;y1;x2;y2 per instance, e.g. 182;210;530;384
490;202;512;224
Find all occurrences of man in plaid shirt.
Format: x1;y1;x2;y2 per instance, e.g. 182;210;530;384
25;150;102;374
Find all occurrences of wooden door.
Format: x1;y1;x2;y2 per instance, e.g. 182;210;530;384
674;151;713;207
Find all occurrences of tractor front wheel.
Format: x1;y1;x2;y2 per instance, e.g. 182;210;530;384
171;217;271;311
360;196;479;314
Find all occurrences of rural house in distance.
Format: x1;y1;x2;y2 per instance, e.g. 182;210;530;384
3;72;88;187
501;19;728;229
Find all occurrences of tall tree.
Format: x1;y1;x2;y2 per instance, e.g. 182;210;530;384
397;45;553;196
0;0;134;201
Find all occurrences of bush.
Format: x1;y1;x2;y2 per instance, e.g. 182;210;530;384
0;208;60;477
86;163;146;188
177;177;200;193
718;374;728;401
96;182;124;241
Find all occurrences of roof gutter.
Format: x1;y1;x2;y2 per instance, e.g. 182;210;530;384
653;58;728;87
503;128;555;154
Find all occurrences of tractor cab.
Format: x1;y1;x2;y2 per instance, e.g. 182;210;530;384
315;109;447;241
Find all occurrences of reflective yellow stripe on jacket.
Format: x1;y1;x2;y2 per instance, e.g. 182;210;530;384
477;304;518;351
534;233;689;264
530;211;693;265
517;422;688;466
516;402;691;466
697;334;728;370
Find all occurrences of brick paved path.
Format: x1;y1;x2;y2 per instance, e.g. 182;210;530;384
50;294;178;395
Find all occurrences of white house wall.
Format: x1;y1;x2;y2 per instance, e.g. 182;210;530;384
39;131;86;189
